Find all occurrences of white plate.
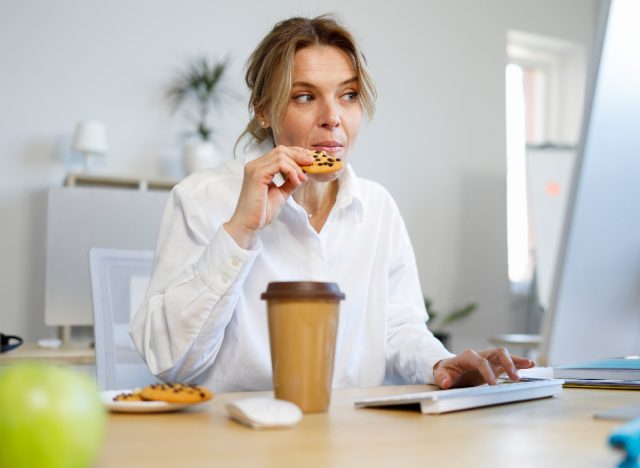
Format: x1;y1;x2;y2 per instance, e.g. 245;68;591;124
100;389;205;413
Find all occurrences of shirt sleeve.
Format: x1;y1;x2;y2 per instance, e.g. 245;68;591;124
129;183;261;383
384;206;455;385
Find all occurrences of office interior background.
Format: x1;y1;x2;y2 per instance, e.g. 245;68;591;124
0;0;597;353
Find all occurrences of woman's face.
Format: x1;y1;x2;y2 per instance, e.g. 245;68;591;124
271;45;363;179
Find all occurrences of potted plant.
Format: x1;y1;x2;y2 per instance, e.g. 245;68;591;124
424;297;477;348
166;56;232;174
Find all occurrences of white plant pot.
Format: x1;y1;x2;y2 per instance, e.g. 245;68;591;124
182;141;220;174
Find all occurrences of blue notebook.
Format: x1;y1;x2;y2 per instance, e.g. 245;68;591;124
553;356;640;380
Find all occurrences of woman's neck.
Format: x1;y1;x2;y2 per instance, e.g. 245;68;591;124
293;179;339;231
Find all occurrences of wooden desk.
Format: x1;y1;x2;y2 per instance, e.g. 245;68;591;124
96;385;631;467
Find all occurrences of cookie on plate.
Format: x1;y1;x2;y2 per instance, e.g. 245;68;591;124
140;383;213;404
302;151;344;174
113;391;144;402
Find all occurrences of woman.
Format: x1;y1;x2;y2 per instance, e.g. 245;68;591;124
130;14;533;392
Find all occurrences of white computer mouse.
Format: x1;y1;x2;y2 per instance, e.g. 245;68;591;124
226;397;303;429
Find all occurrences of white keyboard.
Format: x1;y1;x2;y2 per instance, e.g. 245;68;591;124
355;379;564;414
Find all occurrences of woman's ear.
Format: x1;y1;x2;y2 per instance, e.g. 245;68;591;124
255;108;270;129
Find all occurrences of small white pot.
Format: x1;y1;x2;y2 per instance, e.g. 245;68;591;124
182;141;221;174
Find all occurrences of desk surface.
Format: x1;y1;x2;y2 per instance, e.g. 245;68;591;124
96;384;631;468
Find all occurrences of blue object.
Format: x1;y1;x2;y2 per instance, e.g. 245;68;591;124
610;417;640;468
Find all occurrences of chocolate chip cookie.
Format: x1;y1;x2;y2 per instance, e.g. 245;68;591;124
113;391;144;402
302;151;344;174
139;383;213;404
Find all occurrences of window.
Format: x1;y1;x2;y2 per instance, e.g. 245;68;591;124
505;63;531;286
505;31;585;292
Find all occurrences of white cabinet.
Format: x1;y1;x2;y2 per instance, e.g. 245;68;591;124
45;173;177;342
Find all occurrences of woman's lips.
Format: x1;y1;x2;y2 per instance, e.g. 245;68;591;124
312;142;344;153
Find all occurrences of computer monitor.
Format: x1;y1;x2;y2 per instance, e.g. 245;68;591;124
539;0;640;366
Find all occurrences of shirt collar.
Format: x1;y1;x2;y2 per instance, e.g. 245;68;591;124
334;164;364;222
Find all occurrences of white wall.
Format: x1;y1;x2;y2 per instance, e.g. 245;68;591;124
0;0;597;352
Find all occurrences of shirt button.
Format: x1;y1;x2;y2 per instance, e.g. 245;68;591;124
220;274;231;284
230;257;241;267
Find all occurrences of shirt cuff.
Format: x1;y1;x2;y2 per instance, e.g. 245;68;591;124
194;226;262;295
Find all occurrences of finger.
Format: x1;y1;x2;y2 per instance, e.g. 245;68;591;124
434;368;454;389
491;365;507;379
478;360;498;385
277;157;308;187
270;148;311;182
269;164;307;200
289;146;315;165
512;355;535;368
274;145;314;167
280;175;306;198
251;146;307;177
253;153;306;187
433;358;455;389
244;158;278;187
493;348;520;381
466;351;497;385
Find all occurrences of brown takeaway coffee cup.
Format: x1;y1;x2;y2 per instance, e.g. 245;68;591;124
261;281;345;413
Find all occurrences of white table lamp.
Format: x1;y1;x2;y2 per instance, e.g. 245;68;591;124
72;120;108;172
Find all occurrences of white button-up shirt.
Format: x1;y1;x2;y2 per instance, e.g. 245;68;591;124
130;150;453;392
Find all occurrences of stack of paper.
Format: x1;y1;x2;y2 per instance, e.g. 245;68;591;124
553;357;640;389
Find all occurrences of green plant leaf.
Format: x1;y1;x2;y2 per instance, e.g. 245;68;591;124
165;55;233;141
424;296;477;331
440;303;478;328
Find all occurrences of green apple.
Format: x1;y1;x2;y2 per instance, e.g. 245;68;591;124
0;363;106;468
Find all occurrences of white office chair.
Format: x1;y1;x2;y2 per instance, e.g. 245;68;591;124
89;247;160;391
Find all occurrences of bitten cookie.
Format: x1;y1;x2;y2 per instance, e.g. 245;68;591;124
302;151;344;174
140;383;213;404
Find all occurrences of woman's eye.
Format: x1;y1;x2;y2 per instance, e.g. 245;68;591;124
342;91;359;101
294;94;313;103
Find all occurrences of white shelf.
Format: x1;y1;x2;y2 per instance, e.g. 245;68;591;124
0;343;95;365
64;173;178;191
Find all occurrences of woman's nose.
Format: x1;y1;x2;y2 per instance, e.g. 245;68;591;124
322;116;340;128
320;101;340;129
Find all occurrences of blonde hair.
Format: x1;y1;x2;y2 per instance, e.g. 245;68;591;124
237;14;377;150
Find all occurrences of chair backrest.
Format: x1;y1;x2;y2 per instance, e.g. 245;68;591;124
89;247;160;391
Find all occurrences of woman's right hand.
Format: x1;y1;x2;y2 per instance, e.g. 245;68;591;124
224;145;314;248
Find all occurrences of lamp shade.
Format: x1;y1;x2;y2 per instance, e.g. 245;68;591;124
72;121;108;154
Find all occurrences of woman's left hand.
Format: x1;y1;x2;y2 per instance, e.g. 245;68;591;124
433;348;535;389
